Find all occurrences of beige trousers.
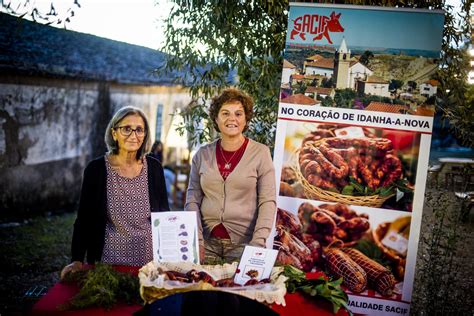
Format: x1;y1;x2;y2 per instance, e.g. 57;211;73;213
203;237;245;265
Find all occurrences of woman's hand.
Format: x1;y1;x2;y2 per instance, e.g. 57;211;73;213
60;261;83;280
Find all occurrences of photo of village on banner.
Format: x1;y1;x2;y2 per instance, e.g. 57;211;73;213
272;3;444;315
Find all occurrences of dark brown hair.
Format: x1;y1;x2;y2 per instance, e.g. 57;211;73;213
209;88;254;132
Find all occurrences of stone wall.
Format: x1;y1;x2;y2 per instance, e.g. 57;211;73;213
0;75;190;218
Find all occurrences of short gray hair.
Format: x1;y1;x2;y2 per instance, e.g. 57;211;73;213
104;106;151;160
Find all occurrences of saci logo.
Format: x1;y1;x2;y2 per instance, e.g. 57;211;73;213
167;215;178;222
290;11;344;44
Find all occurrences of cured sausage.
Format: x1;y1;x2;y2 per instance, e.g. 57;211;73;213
298;136;402;192
323;137;393;152
311;211;337;235
303;160;323;178
302;129;335;147
358;158;377;189
342;248;396;296
298;202;315;232
307;173;337;189
381;154;403;187
324;247;367;293
348;155;362;183
299;144;348;184
319;203;357;219
318;144;350;179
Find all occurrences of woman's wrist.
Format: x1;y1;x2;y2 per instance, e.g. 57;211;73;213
61;261;84;280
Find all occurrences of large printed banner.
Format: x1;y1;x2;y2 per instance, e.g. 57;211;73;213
273;4;444;315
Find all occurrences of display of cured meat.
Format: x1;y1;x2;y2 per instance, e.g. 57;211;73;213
322;246;397;296
274;208;321;272
274;205;398;297
160;269;270;288
323;247;367;293
341;248;396;296
299;202;370;246
276;207;302;238
274;225;315;271
298;135;403;191
297;202;315;232
301;126;336;148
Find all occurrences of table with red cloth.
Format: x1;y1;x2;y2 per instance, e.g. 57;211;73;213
32;267;348;316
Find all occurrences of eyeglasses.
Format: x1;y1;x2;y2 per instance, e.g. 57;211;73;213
115;125;146;137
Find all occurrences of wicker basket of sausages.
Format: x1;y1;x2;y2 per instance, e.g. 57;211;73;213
294;135;403;207
139;261;287;306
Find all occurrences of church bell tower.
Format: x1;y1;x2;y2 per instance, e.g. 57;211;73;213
334;38;351;89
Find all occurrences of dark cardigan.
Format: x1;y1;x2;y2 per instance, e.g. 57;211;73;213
71;155;170;264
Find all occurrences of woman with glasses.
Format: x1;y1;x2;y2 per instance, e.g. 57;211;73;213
61;106;169;278
185;88;276;264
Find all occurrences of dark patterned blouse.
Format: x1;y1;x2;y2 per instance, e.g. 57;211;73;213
101;157;153;266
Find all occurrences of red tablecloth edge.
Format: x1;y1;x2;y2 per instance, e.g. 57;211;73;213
33;281;348;316
81;264;141;276
271;291;350;316
32;267;349;316
32;282;142;316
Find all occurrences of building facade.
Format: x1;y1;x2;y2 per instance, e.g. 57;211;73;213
0;13;193;216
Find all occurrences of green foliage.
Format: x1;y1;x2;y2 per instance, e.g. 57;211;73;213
294;82;307;95
62;264;141;310
433;1;473;147
389;79;404;92
1;0;79;26
321;96;334;107
353;239;393;271
334;89;357;108
342;177;397;197
160;0;472;149
321;77;334;88
359;50;374;66
438;49;474;147
282;265;351;315
160;0;288;148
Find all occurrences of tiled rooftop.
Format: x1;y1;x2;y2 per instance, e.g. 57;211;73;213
281;93;320;105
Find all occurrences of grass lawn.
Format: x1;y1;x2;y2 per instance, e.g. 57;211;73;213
0;212;75;315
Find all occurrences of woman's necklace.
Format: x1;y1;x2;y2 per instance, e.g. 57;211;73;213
108;155;143;178
119;164;142;177
219;140;243;170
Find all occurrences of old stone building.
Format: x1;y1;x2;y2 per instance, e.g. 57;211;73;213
0;13;193;217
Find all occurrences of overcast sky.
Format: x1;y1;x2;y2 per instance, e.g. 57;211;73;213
5;0;171;49
66;0;172;49
4;0;465;51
